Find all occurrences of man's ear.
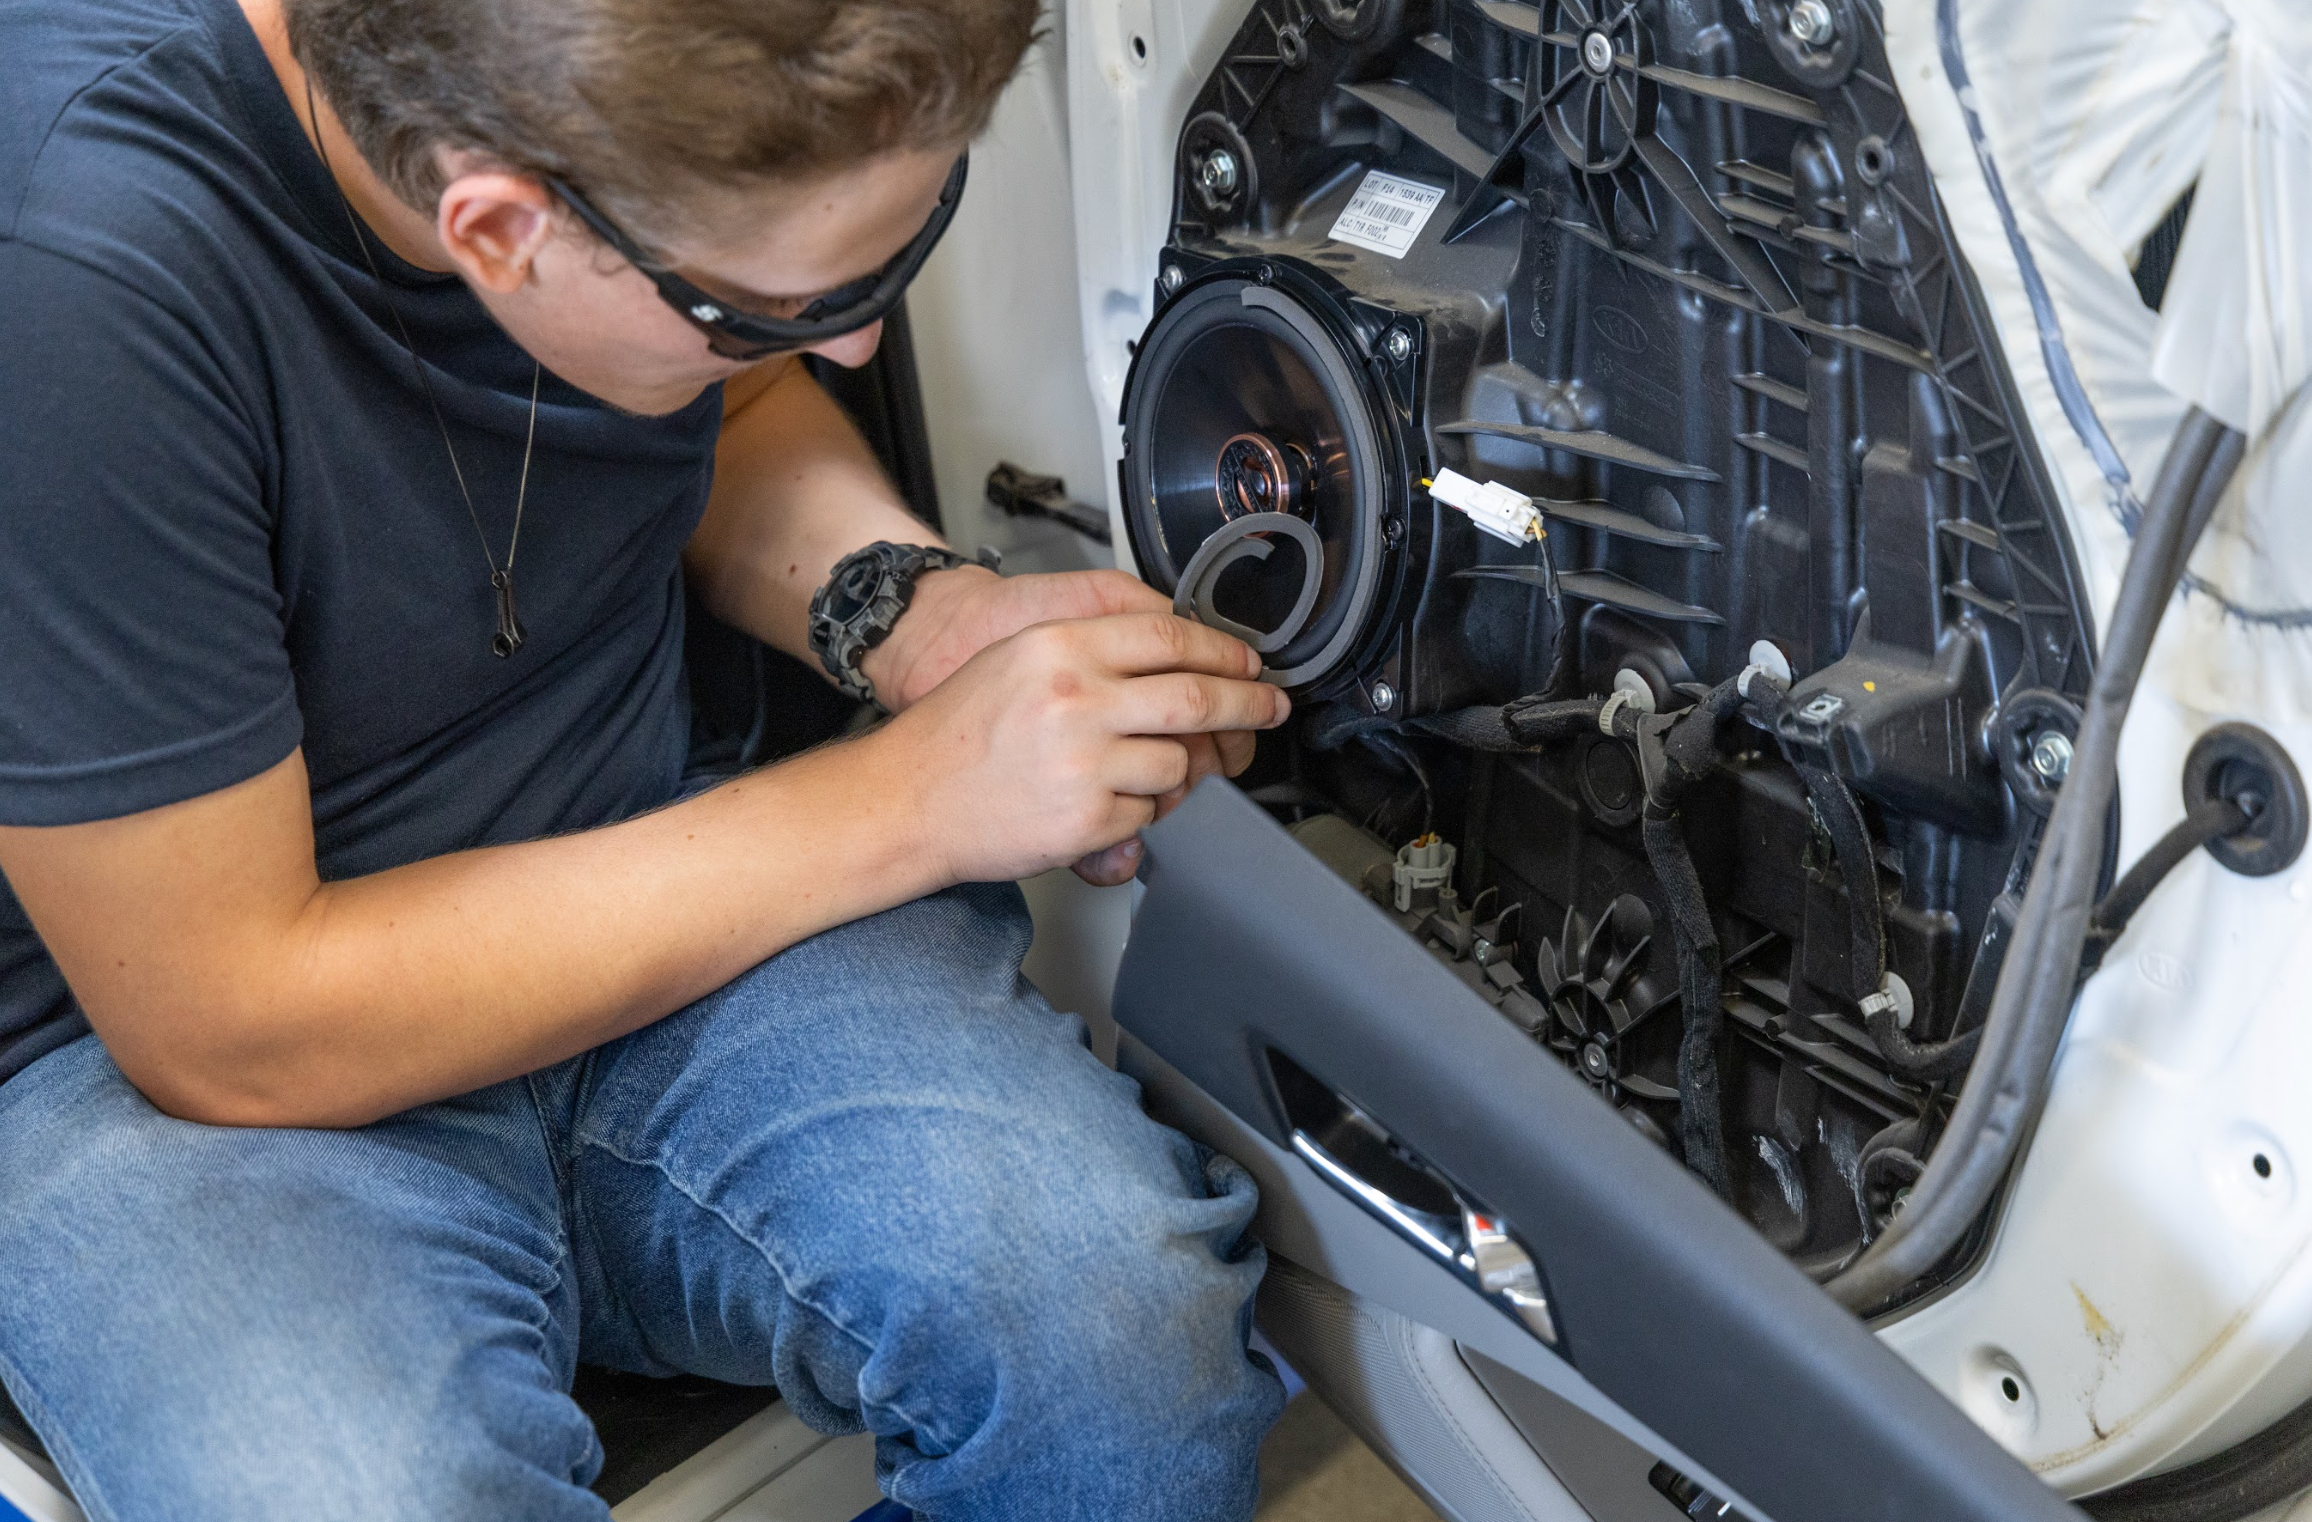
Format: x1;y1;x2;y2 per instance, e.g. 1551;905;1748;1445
436;171;556;294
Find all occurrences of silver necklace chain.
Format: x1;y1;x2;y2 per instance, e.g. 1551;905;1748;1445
306;77;537;658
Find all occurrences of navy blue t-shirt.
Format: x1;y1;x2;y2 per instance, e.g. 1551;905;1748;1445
0;0;725;1083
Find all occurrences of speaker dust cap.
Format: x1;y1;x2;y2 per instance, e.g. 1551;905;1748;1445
1121;271;1393;689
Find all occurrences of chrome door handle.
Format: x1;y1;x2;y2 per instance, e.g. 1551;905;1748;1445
1289;1125;1560;1347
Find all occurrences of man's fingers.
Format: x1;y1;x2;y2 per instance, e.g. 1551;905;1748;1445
1069;792;1161;885
1065;611;1265;681
1071;837;1143;887
1212;727;1257;777
1176;733;1224;793
1077;569;1173;618
1162;731;1239;802
1143;730;1251;826
1103;738;1193;799
1109;671;1289;738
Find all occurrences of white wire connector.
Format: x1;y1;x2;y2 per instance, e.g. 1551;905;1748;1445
1428;468;1543;546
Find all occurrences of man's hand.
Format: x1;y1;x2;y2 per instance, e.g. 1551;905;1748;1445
687;358;1274;883
861;564;1152;709
867;566;1265;883
867;611;1290;888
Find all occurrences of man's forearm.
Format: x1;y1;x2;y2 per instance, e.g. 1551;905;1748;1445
684;355;950;664
681;353;1178;725
32;736;946;1130
6;608;1283;1131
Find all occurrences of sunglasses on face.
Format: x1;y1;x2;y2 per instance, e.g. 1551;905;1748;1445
547;155;969;362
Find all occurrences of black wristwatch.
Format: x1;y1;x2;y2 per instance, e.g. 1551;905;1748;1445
806;541;984;710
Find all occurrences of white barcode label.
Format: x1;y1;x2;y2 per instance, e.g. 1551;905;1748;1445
1327;170;1446;258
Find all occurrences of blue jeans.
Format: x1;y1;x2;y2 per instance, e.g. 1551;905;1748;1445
0;883;1283;1520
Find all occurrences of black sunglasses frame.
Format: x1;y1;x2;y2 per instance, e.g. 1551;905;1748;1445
548;155;969;361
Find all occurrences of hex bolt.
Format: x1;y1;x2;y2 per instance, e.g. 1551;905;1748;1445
2030;731;2074;784
1383;327;1414;362
1159;264;1185;294
1198;148;1241;198
1787;0;1837;48
1370;680;1397;712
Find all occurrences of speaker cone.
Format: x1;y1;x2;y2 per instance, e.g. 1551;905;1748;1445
1121;272;1393;689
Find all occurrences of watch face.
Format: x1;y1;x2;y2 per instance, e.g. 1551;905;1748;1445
828;557;888;622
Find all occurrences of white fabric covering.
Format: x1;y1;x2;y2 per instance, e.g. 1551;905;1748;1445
1911;0;2312;648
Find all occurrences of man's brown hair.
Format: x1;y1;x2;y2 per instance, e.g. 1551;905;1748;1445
285;0;1037;242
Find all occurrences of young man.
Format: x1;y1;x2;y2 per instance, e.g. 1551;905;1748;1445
0;0;1290;1516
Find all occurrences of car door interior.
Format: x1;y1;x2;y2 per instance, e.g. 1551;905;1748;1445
1098;0;2139;1511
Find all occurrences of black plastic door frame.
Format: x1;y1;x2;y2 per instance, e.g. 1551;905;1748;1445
1114;778;2079;1522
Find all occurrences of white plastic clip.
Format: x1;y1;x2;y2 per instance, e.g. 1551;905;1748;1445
1428;468;1543;546
1598;669;1655;734
1858;971;1915;1030
1736;638;1793;700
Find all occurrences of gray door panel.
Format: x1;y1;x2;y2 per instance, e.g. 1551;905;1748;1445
1112;779;2077;1522
1460;1347;1695;1522
1122;1032;1753;1517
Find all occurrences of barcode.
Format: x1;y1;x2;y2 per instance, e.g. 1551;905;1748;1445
1327;170;1444;259
1356;200;1422;227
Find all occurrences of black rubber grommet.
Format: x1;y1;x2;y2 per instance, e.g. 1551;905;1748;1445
1575;732;1642;828
1755;0;1862;86
2183;722;2309;878
1995;688;2083;817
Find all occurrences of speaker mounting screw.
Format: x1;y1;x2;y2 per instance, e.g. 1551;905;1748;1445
1159;264;1184;294
1197;148;1241;198
1370;681;1397;712
1383;327;1414;362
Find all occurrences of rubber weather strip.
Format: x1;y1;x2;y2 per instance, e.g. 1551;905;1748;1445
1822;407;2245;1315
